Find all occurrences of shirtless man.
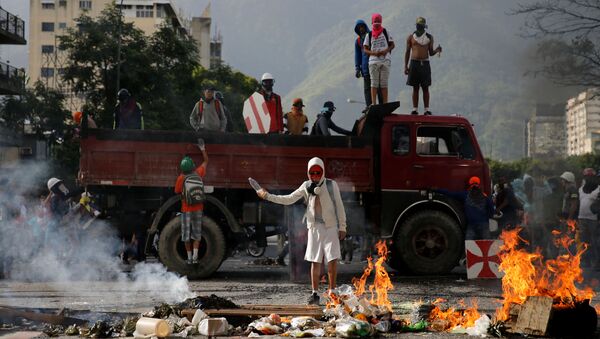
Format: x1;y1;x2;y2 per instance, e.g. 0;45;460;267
404;17;442;115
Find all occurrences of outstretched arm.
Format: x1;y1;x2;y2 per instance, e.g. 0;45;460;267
329;120;352;136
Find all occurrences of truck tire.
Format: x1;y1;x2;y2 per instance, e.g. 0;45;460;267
158;215;226;279
394;211;463;275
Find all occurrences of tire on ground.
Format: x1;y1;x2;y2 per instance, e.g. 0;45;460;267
394;210;463;275
159;215;226;279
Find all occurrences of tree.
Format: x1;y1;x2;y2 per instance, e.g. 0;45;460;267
0;80;69;139
512;0;600;87
58;4;149;127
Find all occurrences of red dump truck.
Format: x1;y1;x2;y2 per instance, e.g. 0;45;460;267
78;105;490;278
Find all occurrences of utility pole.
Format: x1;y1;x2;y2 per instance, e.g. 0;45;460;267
116;0;124;94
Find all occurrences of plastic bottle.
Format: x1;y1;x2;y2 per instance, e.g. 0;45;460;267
248;177;262;191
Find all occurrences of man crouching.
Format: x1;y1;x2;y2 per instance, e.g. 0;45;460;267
257;157;347;305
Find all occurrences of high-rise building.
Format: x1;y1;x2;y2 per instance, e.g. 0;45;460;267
566;89;600;156
525;103;566;158
190;3;217;69
28;0;217;110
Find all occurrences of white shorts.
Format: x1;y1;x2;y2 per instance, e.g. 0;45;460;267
304;222;341;263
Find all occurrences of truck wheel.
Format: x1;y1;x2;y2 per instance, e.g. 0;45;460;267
246;242;266;257
395;211;463;275
158;215;226;279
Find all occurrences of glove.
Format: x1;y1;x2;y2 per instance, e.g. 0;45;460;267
355;69;362;78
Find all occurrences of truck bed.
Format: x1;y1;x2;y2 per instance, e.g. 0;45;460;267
78;129;374;192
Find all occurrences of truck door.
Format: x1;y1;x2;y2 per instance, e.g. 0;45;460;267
411;125;483;191
380;123;414;190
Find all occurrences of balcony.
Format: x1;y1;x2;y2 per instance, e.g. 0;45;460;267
0;7;26;45
0;61;25;95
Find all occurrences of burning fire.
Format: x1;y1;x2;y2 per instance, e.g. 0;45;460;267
347;240;394;311
428;298;481;331
496;222;595;321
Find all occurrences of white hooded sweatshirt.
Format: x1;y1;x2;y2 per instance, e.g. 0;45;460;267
265;157;347;232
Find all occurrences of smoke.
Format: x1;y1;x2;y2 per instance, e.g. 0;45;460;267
0;162;194;305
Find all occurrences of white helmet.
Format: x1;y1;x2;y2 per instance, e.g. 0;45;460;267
261;72;274;81
560;171;575;184
47;177;61;190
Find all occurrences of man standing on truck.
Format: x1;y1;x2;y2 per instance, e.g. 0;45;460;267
404;17;442;115
311;101;352;136
283;98;309;135
114;89;144;129
189;87;227;132
363;13;394;105
257;157;347;305
174;141;208;265
354;19;382;107
258;73;284;134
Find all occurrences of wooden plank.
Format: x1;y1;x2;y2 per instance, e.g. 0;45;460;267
514;296;553;336
0;306;86;326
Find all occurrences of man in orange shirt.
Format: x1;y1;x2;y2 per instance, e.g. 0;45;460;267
174;140;208;265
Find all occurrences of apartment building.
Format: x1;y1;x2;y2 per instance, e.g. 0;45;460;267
29;0;217;109
566;89;600;156
525;103;566;158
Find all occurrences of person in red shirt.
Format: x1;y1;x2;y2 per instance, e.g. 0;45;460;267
258;72;283;133
174;141;208;264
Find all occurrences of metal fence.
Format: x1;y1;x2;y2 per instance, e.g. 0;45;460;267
0;7;25;40
0;60;25;93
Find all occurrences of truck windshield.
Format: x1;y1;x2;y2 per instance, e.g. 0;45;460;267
416;126;475;159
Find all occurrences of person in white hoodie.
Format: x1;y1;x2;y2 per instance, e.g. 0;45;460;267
257;157;347;305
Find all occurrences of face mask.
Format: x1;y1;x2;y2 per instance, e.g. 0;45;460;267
416;24;426;34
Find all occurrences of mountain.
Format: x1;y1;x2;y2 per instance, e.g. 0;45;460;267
203;0;579;160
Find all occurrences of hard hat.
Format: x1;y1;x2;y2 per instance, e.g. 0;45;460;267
261;73;274;81
560;171;575;183
117;88;130;101
468;176;481;187
72;111;82;124
47;177;61;191
180;156;195;173
583;168;596;176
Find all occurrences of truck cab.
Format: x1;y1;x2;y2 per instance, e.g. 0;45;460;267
377;114;490;274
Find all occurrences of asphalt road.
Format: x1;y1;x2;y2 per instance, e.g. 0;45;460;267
0;245;599;338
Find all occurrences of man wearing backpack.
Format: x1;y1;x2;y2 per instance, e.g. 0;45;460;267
311;101;352;136
363;13;395;105
354;19;382;107
404;17;442;115
174;140;208;265
256;157;347;305
189;87;227;132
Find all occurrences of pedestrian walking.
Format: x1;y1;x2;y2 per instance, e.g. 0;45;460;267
174;140;208;265
404;17;442;115
257;157;347;305
363;13;395;105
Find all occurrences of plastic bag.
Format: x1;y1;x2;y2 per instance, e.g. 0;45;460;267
374;320;391;333
335;318;374;338
465;314;491;337
198;318;229;336
248;318;282;335
290;317;321;330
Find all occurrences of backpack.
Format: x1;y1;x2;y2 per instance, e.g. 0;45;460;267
367;29;390;49
197;99;222;123
182;173;205;205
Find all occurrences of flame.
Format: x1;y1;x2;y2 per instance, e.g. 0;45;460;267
352;256;373;297
428;298;481;331
496;223;596;321
368;241;394;311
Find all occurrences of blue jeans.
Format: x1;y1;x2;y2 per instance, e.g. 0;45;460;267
466;222;491;240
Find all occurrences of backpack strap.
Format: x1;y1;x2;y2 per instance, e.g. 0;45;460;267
325;179;339;226
197;100;204;124
368;29;390;48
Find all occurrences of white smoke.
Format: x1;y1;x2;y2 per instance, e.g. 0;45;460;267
0;162;193;305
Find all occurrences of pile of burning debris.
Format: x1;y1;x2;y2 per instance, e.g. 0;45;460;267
1;229;598;338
